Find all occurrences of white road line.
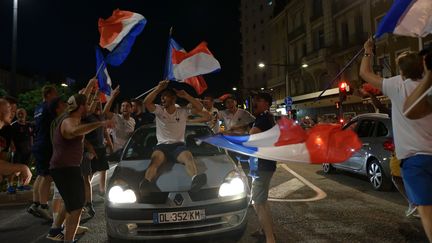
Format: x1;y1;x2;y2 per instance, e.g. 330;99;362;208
268;163;327;202
269;178;305;199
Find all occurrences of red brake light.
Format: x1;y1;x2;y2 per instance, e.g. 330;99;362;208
383;138;395;152
339;118;344;124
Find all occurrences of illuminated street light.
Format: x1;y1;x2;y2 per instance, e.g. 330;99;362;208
232;87;237;91
258;62;265;68
61;83;68;87
301;63;309;68
260;87;264;91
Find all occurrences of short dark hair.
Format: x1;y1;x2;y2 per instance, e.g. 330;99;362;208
4;96;18;105
121;100;132;106
223;95;236;105
253;92;273;106
160;89;176;98
396;51;424;80
131;99;141;104
42;85;56;99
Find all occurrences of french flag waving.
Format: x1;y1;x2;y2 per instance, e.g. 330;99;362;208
95;46;112;100
201;117;362;164
375;0;432;38
165;38;221;81
98;9;146;66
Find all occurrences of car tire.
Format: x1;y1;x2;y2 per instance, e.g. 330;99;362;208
367;159;392;191
322;163;335;174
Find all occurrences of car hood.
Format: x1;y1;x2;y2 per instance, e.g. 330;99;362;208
111;154;236;192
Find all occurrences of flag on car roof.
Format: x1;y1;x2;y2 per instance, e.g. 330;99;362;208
95;46;112;101
164;38;212;95
98;9;146;66
375;0;432;38
201;117;362;164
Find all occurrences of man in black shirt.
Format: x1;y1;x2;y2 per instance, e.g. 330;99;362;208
131;99;155;130
249;92;276;243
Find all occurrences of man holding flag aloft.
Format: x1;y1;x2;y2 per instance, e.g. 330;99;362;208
142;80;210;192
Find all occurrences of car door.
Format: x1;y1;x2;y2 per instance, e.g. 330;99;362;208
334;120;359;170
346;119;377;171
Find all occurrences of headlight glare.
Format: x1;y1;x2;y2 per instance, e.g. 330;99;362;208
108;185;137;203
219;177;245;197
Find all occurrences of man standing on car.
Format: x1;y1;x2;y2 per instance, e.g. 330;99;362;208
248;92;276;243
143;80;210;192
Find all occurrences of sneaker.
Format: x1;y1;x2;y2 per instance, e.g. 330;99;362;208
27;203;42;218
191;173;207;192
36;205;53;220
17;185;32;191
84;203;96;218
6;185;16;194
46;227;64;241
405;204;417;217
76;225;89;235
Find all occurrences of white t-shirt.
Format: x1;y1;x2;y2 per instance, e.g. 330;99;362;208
112;114;135;151
382;75;432;159
153;104;190;144
218;108;255;134
205;107;220;134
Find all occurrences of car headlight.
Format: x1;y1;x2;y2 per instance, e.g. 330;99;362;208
219;172;245;197
108;185;137;203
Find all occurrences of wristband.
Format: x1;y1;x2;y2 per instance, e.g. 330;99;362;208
364;53;372;57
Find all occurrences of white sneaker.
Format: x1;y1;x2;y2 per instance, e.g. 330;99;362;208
36;205;53;220
405;204;417;217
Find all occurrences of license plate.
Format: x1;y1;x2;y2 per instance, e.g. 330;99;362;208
153;209;206;224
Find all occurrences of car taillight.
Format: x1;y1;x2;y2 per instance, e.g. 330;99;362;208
383;138;395;152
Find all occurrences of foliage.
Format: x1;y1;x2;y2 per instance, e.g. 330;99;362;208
0;88;7;97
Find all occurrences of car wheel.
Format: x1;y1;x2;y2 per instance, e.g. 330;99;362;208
322;163;334;174
367;159;392;191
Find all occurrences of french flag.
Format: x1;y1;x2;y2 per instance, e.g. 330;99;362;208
165;38;220;80
201;117;361;164
375;0;432;38
164;38;212;95
98;9;146;66
96;46;112;101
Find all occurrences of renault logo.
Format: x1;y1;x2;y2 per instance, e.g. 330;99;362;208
173;194;184;206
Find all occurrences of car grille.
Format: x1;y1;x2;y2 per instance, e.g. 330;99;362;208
188;188;219;201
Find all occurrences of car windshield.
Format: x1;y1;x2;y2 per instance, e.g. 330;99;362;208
122;125;224;160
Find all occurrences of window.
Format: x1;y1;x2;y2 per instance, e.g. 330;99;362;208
341;22;349;46
355;15;363;35
376;122;388;137
356;120;376;138
313;29;325;50
378;55;392;78
311;0;323;17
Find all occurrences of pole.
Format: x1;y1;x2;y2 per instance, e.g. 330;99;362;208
11;0;18;96
134;87;156;100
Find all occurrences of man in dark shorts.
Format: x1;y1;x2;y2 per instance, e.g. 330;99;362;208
249;92;276;243
142;80;210;192
50;94;112;242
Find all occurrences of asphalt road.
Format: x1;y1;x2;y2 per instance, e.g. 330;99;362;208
0;162;428;243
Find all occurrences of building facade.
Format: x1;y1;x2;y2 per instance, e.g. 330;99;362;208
245;0;432;120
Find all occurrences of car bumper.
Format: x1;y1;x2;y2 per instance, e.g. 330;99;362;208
106;198;249;240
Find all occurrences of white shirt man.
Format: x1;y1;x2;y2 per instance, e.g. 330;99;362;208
153;104;189;144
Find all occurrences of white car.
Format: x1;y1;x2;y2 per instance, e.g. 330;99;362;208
105;124;250;242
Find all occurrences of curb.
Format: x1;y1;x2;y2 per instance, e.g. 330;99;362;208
0;190;33;207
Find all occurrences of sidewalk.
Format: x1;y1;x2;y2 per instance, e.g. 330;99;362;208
0;190;33;207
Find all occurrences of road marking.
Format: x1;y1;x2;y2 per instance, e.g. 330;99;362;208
268;163;327;202
269;178;304;199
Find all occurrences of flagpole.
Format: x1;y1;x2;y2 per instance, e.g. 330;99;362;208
134;87;156;100
95;61;105;77
314;48;364;101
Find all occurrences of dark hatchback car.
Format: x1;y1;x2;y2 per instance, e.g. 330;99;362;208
105;124;250;242
322;113;395;191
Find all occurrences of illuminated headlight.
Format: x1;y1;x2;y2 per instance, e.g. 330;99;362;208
108;186;137;203
219;172;245;197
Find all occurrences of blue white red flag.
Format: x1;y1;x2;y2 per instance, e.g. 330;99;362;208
375;0;432;38
201;117;361;164
98;9;146;66
95;46;112;100
164;38;210;95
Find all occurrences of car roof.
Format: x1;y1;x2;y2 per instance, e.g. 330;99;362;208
352;113;390;120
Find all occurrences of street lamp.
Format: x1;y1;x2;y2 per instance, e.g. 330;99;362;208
61;83;68;87
232;87;237;91
301;63;309;68
11;0;18;95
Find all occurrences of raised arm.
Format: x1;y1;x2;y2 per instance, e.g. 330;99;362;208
83;78;98;101
174;89;203;111
359;38;384;89
144;80;169;112
62;117;112;139
403;70;432;119
103;86;120;119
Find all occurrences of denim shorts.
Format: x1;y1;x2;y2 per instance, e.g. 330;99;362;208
402;154;432;205
251;171;274;204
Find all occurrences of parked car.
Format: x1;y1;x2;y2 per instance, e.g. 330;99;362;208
322;113;395;191
105;124;250;242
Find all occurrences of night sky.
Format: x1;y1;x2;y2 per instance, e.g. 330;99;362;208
0;0;241;99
